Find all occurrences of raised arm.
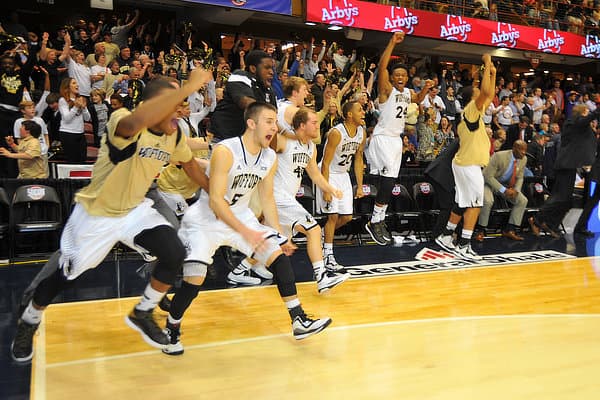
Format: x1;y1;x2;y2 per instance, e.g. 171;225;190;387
116;67;212;138
378;32;405;103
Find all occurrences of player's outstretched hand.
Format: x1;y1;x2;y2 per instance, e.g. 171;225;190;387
187;67;213;91
391;31;405;44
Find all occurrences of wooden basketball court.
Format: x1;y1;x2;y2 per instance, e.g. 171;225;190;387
31;257;600;399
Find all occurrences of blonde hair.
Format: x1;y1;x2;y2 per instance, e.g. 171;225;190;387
91;88;106;101
283;76;308;99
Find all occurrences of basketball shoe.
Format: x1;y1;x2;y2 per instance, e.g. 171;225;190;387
292;314;332;340
125;308;169;348
11;319;39;362
162;321;184;356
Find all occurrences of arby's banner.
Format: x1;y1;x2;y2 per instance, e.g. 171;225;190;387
306;0;600;59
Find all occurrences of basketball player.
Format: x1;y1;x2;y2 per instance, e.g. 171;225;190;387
227;76;310;284
365;32;433;245
435;53;496;260
242;107;349;293
317;101;366;271
10;70;213;363
163;102;332;355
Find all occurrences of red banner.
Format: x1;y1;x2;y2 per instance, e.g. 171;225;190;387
306;0;600;59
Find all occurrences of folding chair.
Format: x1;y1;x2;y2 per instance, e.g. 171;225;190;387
10;185;63;259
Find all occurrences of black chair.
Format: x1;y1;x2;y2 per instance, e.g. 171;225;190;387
334;184;377;245
0;188;10;261
10;184;63;259
412;182;439;239
388;183;425;240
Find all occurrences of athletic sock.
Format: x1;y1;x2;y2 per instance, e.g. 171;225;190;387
312;260;325;279
135;284;165;312
286;298;304;319
443;221;458;236
371;205;385;223
459;229;473;246
21;301;43;325
323;243;333;257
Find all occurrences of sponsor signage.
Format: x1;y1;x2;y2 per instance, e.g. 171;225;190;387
345;249;574;278
307;0;600;59
183;0;292;15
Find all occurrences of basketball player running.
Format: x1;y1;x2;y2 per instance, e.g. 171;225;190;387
228;76;310;284
318;101;367;271
11;70;213;363
365;32;433;245
163;102;332;355
250;107;349;292
435;53;496;260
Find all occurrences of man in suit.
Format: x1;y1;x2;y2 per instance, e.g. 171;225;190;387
530;102;600;237
475;140;528;241
424;139;459;238
502;115;533;150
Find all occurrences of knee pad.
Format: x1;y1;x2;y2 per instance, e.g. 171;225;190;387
375;176;396;205
169;280;201;320
135;225;186;285
452;204;466;216
182;260;208;278
269;254;297;298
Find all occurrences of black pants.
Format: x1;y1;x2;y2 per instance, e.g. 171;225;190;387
429;179;455;238
536;168;576;230
0;108;19;177
60;132;87;163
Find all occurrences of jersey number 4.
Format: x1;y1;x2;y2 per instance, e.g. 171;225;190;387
293;165;305;179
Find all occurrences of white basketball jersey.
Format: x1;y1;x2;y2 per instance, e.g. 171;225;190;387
274;136;314;198
277;99;294;133
373;86;411;137
199;137;276;214
325;123;364;174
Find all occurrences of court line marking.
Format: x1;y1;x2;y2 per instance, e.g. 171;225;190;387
32;314;46;400
41;313;600;369
45;254;596;307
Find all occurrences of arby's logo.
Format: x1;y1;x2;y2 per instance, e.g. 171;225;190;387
491;23;520;48
321;0;359;26
383;7;419;34
537;30;564;53
440;15;471;42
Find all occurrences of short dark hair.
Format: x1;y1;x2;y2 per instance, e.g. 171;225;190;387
389;63;408;74
342;100;359;119
244;101;277;124
21;120;42;138
245;50;270;69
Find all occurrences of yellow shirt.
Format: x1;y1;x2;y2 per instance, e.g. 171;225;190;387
156;146;207;199
17;136;47;179
76;108;193;217
453;100;490;167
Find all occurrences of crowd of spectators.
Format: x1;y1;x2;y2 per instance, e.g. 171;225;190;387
0;6;598;191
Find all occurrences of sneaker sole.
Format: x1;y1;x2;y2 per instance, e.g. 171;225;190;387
10;341;33;363
435;237;456;254
294;318;333;340
318;273;350;294
124;316;168;349
252;270;274;280
162;343;184;356
226;274;261;285
365;223;389;246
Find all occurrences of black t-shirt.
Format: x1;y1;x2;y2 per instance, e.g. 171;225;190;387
210;70;277;140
